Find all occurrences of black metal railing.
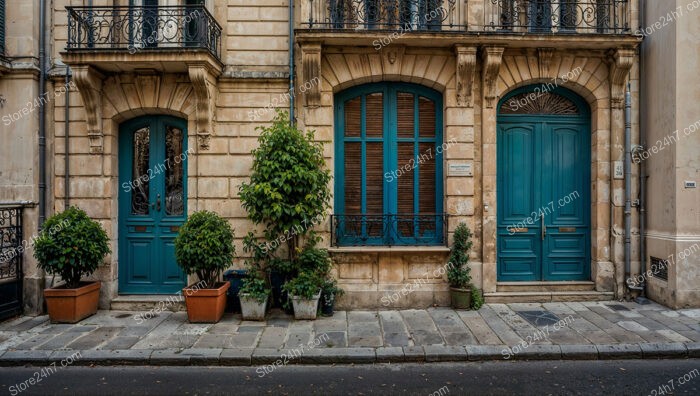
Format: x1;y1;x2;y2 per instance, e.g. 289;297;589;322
485;0;630;33
331;214;447;246
0;206;23;320
302;0;630;34
305;0;462;30
66;5;222;60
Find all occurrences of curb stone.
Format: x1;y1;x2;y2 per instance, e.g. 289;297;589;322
0;342;697;367
560;344;598;360
596;344;643;360
424;345;468;362
639;342;688;359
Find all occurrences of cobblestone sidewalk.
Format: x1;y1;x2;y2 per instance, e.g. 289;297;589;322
1;301;699;366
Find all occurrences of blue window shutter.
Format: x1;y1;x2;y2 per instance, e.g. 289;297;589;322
0;0;5;56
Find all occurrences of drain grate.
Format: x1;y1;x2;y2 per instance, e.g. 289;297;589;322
517;310;561;327
607;304;631;311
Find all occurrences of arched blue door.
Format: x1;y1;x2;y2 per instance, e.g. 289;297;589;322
497;86;591;281
118;115;188;294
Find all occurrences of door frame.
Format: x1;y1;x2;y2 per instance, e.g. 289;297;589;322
118;115;189;294
496;85;592;282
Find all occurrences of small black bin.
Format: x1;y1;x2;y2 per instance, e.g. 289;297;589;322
223;269;247;313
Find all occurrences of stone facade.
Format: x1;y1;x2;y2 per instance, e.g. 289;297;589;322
1;0;697;313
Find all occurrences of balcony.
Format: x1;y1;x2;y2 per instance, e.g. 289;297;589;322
331;214;448;247
299;1;636;48
63;5;222;73
304;0;630;33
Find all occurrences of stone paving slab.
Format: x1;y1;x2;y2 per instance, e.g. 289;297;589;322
0;302;698;366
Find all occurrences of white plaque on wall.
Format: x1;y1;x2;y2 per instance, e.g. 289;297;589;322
448;162;473;176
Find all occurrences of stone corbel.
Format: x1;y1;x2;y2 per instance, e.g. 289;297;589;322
481;46;505;108
610;48;635;109
537;48;555;79
72;65;105;154
188;62;219;150
455;45;477;107
301;42;322;108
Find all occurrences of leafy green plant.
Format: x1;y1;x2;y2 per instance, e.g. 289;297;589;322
321;278;344;298
447;223;473;289
470;286;484;310
33;207;111;289
239;274;270;303
297;232;332;276
239;110;331;263
174;210;235;288
283;270;323;299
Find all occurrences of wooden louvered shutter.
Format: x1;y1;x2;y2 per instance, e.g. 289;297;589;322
0;0;5;56
344;97;362;214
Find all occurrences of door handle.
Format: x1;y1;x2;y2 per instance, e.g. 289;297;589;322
156;194;161;212
541;216;546;241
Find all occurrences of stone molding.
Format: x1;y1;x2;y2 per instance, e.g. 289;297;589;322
187;62;219;150
301;42;323;107
609;47;635;108
537;48;555;79
481;47;505;108
455;45;477;107
72;65;106;154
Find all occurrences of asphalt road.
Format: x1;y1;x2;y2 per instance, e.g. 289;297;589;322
0;360;698;396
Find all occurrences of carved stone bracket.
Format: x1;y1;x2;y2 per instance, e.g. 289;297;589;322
481;46;505;108
610;47;635;109
301;42;322;108
72;65;105;154
537;48;555;79
455;45;477;107
188;62;220;150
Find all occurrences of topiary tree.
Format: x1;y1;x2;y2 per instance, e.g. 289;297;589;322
239;110;331;262
447;222;473;289
33;206;111;289
174;210;235;288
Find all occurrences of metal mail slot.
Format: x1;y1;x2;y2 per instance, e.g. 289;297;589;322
134;226;147;232
511;227;528;233
559;227;576;233
170;226;180;232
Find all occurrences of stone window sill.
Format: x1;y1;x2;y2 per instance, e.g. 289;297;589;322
328;246;450;254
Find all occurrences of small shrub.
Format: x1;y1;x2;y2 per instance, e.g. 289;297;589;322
174;210;235;288
33;207;111;289
283;270;323;299
239;275;270;303
471;286;484;310
447;223;473;289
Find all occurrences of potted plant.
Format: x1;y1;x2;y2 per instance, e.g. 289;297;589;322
174;210;235;323
283;270;323;320
447;223;474;309
320;278;344;317
33;207;110;323
238;274;270;321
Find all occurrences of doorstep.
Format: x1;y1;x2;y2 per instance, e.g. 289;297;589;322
111;295;185;312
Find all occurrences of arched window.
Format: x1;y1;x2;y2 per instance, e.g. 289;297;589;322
333;83;444;246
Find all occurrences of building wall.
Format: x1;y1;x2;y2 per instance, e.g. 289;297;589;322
0;0;43;314
642;0;700;308
7;0;677;310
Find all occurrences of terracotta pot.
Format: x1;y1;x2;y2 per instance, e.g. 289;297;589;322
449;287;472;310
44;281;101;323
182;281;230;323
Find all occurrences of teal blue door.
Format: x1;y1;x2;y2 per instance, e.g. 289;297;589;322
497;87;590;281
118;116;188;294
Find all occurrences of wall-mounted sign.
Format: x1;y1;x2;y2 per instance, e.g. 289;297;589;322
448;162;473;176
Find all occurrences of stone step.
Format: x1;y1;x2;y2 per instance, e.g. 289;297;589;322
110;295;185;312
496;281;597;293
484;291;614;303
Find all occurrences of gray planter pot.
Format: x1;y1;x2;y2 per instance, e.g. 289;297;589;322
290;290;321;320
239;294;268;321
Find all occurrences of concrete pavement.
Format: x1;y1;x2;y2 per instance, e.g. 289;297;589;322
0;301;699;366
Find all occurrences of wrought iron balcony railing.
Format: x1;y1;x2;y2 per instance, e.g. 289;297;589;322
66;5;222;60
331;214;448;247
302;0;630;34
